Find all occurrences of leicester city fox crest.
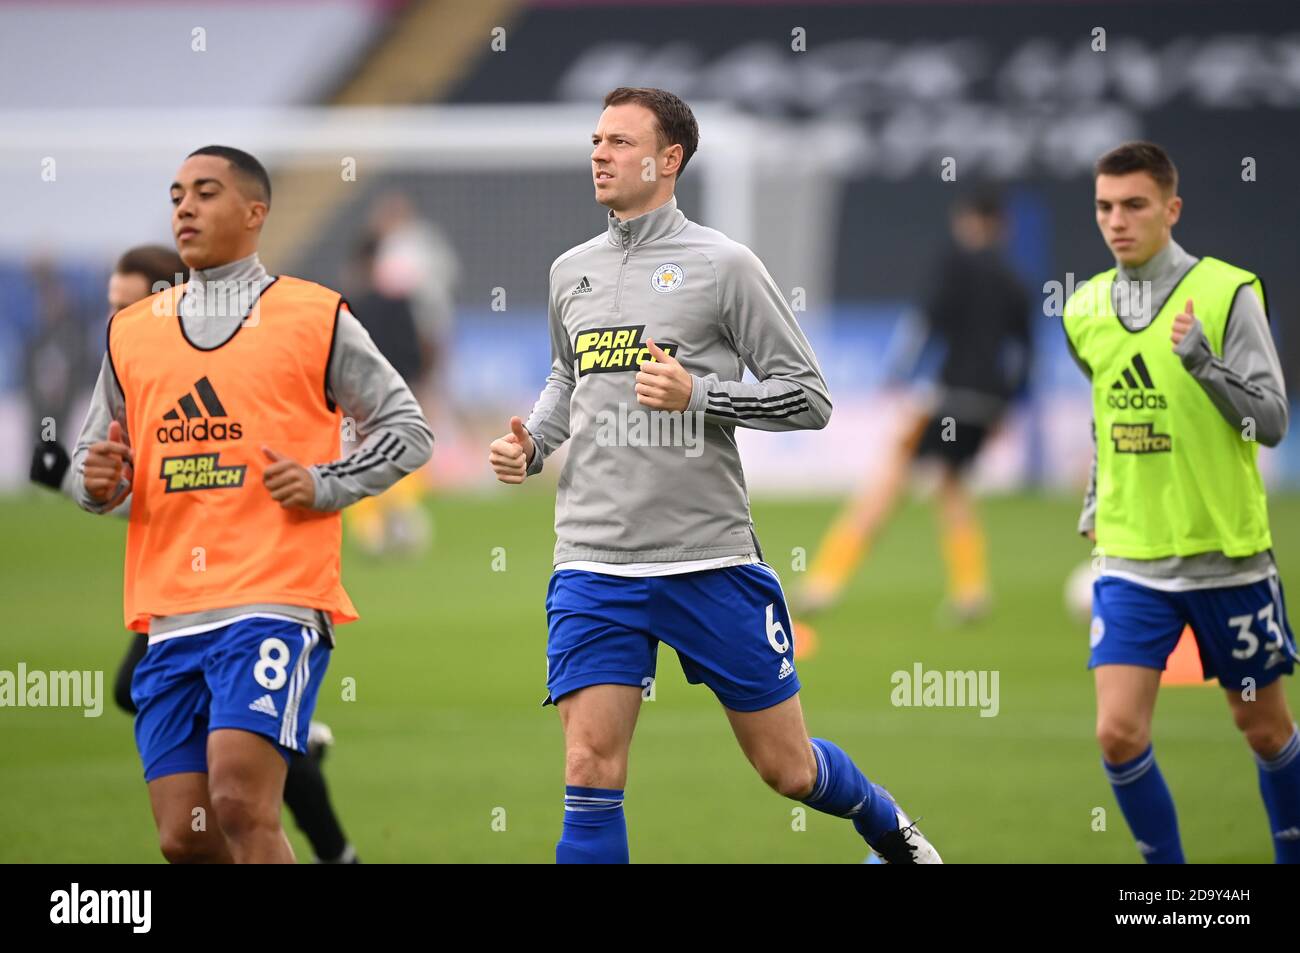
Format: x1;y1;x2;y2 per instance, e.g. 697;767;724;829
651;263;685;294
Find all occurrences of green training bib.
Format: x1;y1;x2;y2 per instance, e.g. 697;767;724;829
1062;256;1271;559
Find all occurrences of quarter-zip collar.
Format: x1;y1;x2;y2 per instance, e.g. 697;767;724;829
180;251;274;322
606;195;687;249
1115;238;1191;286
1111;238;1197;328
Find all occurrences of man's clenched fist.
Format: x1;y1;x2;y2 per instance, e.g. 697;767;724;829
262;446;315;509
489;416;535;485
84;419;133;508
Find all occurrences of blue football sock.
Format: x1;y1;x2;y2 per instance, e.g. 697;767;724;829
556;786;628;864
1103;744;1184;863
1255;725;1300;864
803;738;900;846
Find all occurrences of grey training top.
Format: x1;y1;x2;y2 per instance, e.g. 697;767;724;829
71;252;434;638
524;196;831;564
1065;239;1288;589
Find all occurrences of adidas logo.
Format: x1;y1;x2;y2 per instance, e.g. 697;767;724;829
248;694;278;718
1135;839;1156;855
156;376;243;442
571;276;593;295
1275;826;1300;841
1107;354;1166;410
778;657;795;680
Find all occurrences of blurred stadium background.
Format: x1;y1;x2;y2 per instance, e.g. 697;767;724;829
1;0;1298;862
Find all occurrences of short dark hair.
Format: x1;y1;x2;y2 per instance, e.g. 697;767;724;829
603;87;700;178
187;145;272;206
953;184;1005;221
115;244;186;288
1094;141;1178;195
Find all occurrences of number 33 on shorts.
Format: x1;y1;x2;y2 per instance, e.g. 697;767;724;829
1229;599;1289;667
1089;574;1298;689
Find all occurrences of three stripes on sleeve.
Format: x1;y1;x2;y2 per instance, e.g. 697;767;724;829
706;388;809;422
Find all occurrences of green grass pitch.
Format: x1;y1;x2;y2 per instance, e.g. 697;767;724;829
1;488;1297;863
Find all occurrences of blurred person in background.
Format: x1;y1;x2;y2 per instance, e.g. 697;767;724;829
369;191;459;412
801;188;1031;622
24;257;91;461
343;235;432;557
29;246;182;495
